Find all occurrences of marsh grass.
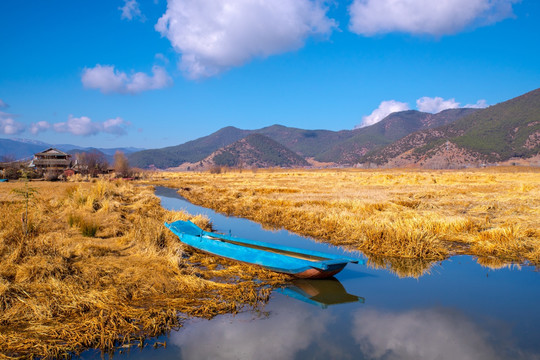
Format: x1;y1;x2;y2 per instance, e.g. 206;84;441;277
80;220;99;237
147;168;540;273
0;180;286;359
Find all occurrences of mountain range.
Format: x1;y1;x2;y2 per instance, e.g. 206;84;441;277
0;139;143;164
361;87;540;167
2;88;539;169
172;134;310;170
128;107;480;169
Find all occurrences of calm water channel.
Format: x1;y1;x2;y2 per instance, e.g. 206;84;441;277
81;186;540;360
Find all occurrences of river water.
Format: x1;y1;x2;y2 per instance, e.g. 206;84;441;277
82;186;540;360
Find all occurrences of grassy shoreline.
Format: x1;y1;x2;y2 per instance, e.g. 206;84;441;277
148;168;540;272
2;168;538;356
0;180;285;359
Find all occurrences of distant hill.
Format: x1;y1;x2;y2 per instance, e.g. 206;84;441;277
0;138;143;162
360;88;540;167
56;145;143;157
128;124;357;168
128;109;474;169
128;126;251;168
315;108;477;164
255;125;354;158
0;139;48;160
178;134;309;170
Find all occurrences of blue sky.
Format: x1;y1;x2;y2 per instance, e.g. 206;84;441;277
1;0;539;149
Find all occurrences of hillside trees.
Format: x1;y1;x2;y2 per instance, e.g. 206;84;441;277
76;151;109;177
113;151;131;177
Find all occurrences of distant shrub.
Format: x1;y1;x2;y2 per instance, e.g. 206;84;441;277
44;171;60;181
67;213;81;227
80;220;99;237
213;151;237;167
67;213;98;237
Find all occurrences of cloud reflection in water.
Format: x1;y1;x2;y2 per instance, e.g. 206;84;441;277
168;299;534;360
352;307;511;360
170;300;332;360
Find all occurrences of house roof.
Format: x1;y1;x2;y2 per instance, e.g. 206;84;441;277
34;148;70;157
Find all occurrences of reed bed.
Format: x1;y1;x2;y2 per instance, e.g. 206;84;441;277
0;180;286;359
148;168;540;275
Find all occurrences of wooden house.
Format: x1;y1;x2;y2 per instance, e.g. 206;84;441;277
30;148;72;173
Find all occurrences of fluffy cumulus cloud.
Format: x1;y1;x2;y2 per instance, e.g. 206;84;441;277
357;96;489;128
155;0;336;79
0;114;25;135
416;96;460;113
349;0;519;36
1;104;25;135
53;116;130;136
102;117;129;135
119;0;144;21
465;99;489;108
356;100;410;128
29;121;51;135
81;65;172;94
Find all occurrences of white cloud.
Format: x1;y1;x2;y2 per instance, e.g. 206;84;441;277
357;95;489;127
0;99;8;109
29;121;51;135
53;115;130;136
416;96;460;113
349;0;519;36
54;116;100;136
155;53;170;65
465;99;489;108
81;65;172;94
0;115;25;135
102;117;129;135
155;0;336;79
120;0;145;21
356;100;410;128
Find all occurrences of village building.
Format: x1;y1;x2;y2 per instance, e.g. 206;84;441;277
29;148;72;174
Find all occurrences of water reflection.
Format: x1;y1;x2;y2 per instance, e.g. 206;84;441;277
366;255;438;278
166;300;532;360
475;256;522;270
170;300;332;360
352;307;523;360
277;278;365;308
143;187;540;360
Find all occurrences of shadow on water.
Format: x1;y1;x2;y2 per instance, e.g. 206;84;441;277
78;186;540;360
277;278;365;309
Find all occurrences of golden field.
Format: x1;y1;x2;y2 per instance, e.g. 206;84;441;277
1;168;538;357
0;179;284;359
150;167;540;275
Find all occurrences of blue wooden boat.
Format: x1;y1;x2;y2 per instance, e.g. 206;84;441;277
164;220;363;279
0;179;8;182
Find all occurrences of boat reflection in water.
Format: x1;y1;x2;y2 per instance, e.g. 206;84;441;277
277;277;364;308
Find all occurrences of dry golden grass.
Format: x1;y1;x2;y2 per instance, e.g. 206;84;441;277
147;167;540;275
0;180;286;359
